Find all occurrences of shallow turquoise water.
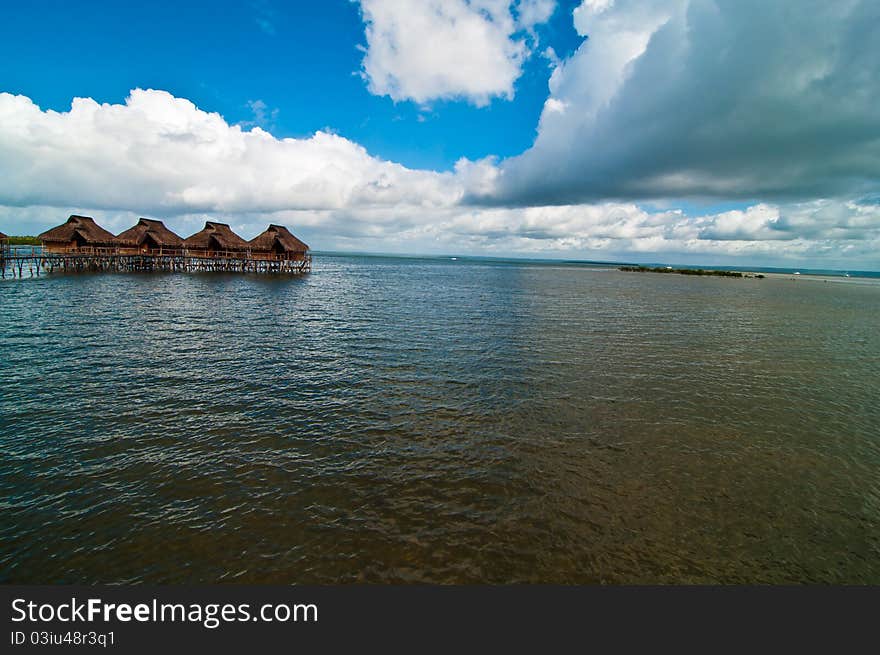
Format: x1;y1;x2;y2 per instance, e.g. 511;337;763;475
1;255;879;583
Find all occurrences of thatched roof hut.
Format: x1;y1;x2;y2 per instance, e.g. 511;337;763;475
116;218;184;251
183;221;250;252
38;215;117;250
249;224;309;258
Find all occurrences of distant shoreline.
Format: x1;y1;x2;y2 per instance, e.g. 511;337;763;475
616;265;880;286
619;265;765;279
3;235;40;246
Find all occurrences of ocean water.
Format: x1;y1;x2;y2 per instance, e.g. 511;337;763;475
1;254;879;583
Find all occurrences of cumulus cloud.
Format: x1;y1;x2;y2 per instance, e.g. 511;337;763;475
0;89;462;216
516;0;556;33
401;199;880;265
356;0;555;106
489;0;880;204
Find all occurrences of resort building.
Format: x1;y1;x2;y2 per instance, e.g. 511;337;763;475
38;215;118;253
249;224;310;260
183;221;251;254
116;218;184;254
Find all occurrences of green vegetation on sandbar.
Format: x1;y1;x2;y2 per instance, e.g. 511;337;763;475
620;266;765;279
5;235;41;245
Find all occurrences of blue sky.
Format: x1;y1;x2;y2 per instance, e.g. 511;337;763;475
0;1;878;268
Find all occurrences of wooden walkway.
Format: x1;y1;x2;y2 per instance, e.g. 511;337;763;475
0;248;311;279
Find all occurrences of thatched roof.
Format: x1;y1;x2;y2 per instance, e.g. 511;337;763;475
249;224;309;254
183;221;250;251
116;218;184;248
0;231;7;240
38;215;117;246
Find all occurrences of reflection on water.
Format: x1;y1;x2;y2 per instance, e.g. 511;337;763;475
1;255;879;583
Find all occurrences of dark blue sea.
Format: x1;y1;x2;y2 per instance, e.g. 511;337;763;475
2;254;879;583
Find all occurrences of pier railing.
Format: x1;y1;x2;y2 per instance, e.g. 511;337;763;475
2;247;312;279
43;246;309;260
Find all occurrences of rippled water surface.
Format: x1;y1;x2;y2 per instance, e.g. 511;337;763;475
2;255;879;583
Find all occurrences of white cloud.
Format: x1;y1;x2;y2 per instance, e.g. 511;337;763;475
490;0;880;204
577;0;615;15
516;0;556;31
411;200;880;264
355;0;555;106
0;89;462;215
542;97;566;114
238;99;280;131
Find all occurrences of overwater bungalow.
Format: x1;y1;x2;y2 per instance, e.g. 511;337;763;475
38;215;118;253
6;215;311;278
183;221;250;255
249;224;310;260
116;218;184;254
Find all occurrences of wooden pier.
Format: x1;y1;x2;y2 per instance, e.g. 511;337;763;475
1;247;311;279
